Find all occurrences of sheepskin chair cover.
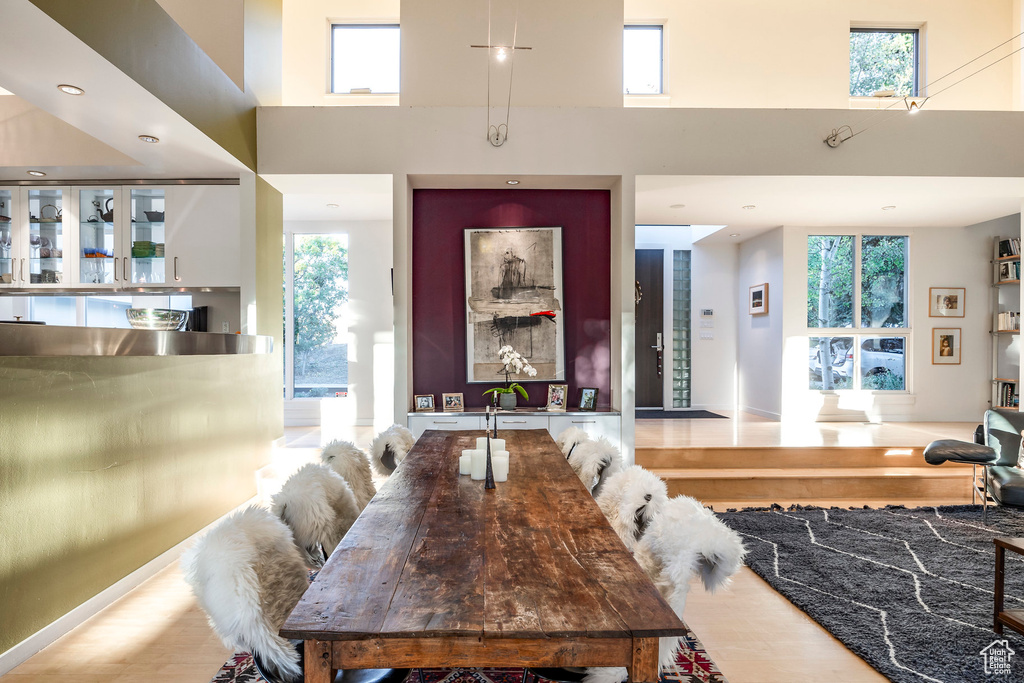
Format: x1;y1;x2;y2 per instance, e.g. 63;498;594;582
181;506;309;682
594;466;668;553
555;426;590;460
582;496;746;683
320;439;377;511
567;436;622;496
271;463;361;568
370;424;416;477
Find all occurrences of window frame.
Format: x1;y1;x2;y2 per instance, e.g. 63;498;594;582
806;232;911;393
329;23;401;95
849;27;920;98
623;24;665;95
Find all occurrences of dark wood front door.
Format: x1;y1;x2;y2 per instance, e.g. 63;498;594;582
635;249;663;409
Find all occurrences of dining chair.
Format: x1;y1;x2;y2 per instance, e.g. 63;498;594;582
370;424;416;477
321;439;377;510
567;437;622;497
271;463;361;568
181;505;310;682
554;426;590;460
594;466;668;552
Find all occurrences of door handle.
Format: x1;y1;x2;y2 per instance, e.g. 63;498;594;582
652;332;663;377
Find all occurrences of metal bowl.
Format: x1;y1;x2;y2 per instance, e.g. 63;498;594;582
125;308;189;331
144;211;164;222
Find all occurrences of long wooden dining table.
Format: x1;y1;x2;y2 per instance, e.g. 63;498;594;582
281;429;686;683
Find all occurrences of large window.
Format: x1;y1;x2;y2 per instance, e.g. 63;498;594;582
284;233;349;399
807;234;909;391
624;25;663;94
331;24;400;94
849;28;919;97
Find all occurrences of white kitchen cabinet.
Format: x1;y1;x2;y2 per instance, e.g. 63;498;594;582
0;188;19;286
0;187;75;288
408;414;484;438
495;414;550;430
408;411;621;448
548;414;621;444
164;185;240;288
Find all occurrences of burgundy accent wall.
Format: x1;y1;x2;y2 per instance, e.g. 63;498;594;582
412;189;612;409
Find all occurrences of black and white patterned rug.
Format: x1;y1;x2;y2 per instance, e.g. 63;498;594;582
719;504;1024;683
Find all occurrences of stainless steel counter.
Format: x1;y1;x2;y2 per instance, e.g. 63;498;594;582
0;323;272;356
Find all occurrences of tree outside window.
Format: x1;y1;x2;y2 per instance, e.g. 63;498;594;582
849;29;918;97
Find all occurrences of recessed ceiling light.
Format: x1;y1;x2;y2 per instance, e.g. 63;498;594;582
881;205;896;210
669;203;686;209
138;135;160;144
729;233;740;237
27;170;46;177
326;203;339;208
742;205;756;210
57;84;84;96
506;179;520;185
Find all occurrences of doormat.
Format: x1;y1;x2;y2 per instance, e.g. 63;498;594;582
635;410;727;419
211;628;727;683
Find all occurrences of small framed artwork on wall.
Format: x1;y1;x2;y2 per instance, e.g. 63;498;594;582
749;283;768;315
414;394;435;412
932;328;961;365
929;287;965;318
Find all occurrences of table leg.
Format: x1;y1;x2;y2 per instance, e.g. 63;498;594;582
305;639;336;683
995;544;1006;635
627;637;659;683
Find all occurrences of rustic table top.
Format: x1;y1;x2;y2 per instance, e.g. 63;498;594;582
281;429;684;642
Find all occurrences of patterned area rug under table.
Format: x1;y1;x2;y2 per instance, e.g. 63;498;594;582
211;629;727;683
719;504;1024;683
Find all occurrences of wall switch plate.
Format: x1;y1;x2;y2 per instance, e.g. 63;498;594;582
221;321;230;333
700;320;713;328
700;308;713;317
700;331;714;340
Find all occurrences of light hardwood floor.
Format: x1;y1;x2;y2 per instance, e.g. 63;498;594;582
3;414;974;683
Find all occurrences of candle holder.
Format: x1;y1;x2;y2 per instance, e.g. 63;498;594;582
484;408;495;490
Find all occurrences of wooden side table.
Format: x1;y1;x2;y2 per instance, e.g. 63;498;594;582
994;537;1024;635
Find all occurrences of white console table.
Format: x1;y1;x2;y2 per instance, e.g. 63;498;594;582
407;408;621;449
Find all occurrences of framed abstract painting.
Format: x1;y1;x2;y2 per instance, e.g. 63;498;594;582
464;227;565;383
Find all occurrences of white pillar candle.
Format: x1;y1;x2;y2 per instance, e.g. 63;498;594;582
459;450;474;475
476;437;506;451
492;454;509;482
470;449;488;480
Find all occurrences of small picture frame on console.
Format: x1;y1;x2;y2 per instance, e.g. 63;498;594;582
546;384;568;412
577;387;598;411
442;393;465;412
414;394;435;412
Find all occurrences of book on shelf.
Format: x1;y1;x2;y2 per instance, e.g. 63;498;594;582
997;380;1019;408
997;259;1021;282
997;312;1021;330
999;237;1021;257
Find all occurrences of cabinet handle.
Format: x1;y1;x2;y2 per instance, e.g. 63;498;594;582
572;420;597;424
20;258;25;282
432;420;458;424
113;254;119;281
502;420;528;424
173;256;180;282
123;257;128;282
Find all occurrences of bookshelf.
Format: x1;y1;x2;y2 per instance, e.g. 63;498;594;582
993;236;1021;409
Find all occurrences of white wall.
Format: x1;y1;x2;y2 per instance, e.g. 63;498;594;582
624;0;1014;110
285;219;394;428
780;220;1014;422
738;227;783;419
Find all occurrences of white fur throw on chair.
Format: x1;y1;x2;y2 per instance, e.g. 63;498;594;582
271;463;361;568
595;466;668;553
555;426;590;460
181;506;309;682
567;436;622;496
583;496;746;683
370;424;416;477
320;439;377;510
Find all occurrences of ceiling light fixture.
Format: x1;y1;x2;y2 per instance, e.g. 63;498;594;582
27;170;46;177
138;135;160;144
506;179;520;185
469;1;534;147
882;205;896;210
326;203;340;208
57;84;84;96
742;205;756;210
729;233;740;237
669;203;686;209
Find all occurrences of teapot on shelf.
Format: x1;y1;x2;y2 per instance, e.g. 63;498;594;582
39;204;62;222
100;197;114;222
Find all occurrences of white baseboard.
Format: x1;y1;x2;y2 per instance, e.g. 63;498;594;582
740;405;782;420
0;498;257;677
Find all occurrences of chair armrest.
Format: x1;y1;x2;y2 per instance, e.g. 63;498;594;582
924;439;998;465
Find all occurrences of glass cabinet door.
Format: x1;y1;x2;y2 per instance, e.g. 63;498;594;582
27;188;66;284
130;189;165;284
0;190;13;284
79;188;117;284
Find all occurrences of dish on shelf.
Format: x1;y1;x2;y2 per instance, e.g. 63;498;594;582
144;211;165;222
126;308;189;331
